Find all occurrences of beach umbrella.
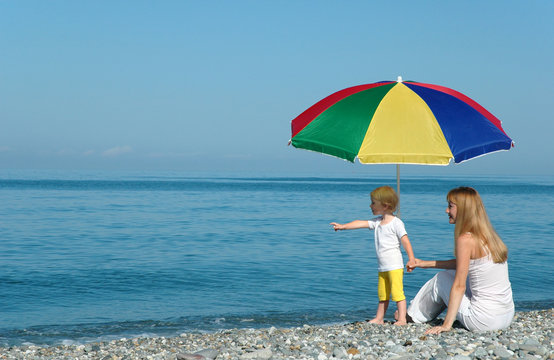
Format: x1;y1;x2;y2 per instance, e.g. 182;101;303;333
288;77;513;213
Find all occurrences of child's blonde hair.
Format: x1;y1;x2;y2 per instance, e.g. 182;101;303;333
447;187;508;263
370;186;399;213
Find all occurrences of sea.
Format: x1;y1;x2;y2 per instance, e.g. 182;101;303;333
0;171;552;346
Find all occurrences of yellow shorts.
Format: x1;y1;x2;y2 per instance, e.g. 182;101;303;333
377;268;405;302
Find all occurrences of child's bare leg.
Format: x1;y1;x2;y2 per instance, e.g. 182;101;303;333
394;299;407;325
369;301;388;324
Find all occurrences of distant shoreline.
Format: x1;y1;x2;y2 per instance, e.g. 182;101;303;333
2;309;551;359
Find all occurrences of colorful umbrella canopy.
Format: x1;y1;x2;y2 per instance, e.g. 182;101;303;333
289;78;513;166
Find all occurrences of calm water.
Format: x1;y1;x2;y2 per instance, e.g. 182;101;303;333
0;172;552;346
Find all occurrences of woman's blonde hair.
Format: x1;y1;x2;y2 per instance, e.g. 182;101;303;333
447;187;508;263
370;186;399;213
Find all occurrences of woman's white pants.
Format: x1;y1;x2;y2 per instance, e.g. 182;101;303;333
407;270;513;331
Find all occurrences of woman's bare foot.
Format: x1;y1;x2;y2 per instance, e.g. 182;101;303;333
393;320;407;326
368;318;384;325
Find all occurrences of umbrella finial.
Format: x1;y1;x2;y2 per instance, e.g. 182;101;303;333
397;76;403;83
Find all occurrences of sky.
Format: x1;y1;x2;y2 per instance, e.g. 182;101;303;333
1;1;553;177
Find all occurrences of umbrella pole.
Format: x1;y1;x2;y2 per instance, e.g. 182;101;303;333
396;164;400;218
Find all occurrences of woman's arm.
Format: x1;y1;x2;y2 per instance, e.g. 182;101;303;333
407;258;457;271
425;233;473;334
330;220;369;231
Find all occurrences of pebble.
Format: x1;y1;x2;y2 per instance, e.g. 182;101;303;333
0;309;551;359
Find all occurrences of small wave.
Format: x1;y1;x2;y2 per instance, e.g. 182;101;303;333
515;299;554;311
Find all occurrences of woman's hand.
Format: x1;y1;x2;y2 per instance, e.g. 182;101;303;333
425;324;452;335
406;258;424;272
406;258;418;272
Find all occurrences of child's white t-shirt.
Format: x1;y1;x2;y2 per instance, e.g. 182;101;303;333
368;216;407;272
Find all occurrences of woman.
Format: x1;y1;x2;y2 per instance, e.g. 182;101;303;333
406;187;514;334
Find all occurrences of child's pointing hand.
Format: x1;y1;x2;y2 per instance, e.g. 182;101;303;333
330;222;344;231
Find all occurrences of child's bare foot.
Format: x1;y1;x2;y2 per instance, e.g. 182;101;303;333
368;318;384;325
394;320;407;326
394;310;413;323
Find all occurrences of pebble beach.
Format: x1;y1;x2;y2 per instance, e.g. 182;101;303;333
1;309;551;360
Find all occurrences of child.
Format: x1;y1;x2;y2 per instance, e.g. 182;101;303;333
330;186;415;325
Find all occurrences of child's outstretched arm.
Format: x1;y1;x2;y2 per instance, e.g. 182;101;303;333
401;235;417;272
330;220;368;231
